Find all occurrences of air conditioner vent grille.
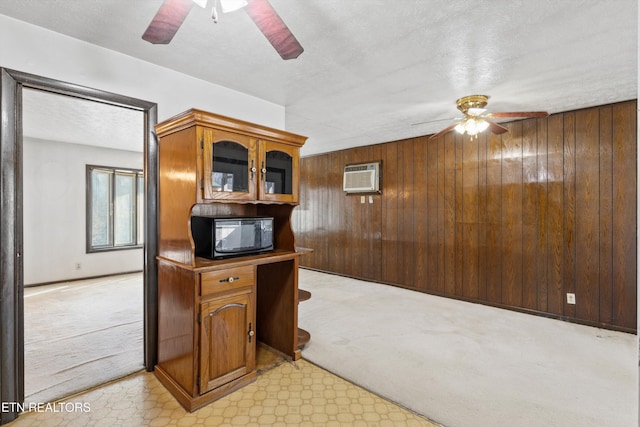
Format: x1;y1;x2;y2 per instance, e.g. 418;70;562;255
343;162;381;193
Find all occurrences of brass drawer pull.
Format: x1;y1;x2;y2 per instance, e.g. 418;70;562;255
220;276;240;283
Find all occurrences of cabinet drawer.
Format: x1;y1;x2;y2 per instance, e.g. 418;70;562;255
201;266;255;296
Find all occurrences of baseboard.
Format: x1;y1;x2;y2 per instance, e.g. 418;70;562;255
24;270;143;288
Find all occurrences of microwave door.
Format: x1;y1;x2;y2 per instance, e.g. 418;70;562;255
215;221;257;253
216;222;243;253
258;220;273;250
239;222;258;250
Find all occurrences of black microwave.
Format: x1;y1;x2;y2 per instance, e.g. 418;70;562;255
191;216;274;259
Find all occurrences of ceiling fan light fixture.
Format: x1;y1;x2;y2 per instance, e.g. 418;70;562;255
465;119;480;135
220;0;248;13
476;119;490;132
457;118;489;136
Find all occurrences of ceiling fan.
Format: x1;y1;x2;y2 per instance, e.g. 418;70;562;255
142;0;304;60
428;95;549;140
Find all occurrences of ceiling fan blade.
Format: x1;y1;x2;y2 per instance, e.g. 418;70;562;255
411;117;461;126
142;0;194;44
244;0;304;60
429;123;459;140
487;111;549;119
488;120;509;135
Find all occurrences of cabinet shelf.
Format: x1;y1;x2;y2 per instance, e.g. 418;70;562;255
297;328;311;348
298;289;311;302
193;249;303;272
297;289;311;350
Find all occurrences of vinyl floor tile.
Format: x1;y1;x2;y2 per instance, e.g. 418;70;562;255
8;348;439;427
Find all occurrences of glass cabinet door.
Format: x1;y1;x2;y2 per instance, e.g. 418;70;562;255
259;141;298;202
264;150;292;195
203;130;256;200
212;141;249;192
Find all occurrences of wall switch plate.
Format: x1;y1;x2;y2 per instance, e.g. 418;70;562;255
369;195;374;203
566;293;575;304
360;196;365;204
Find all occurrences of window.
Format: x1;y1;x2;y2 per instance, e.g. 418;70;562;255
87;165;144;252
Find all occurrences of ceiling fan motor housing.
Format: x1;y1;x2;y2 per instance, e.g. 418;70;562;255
456;95;489;116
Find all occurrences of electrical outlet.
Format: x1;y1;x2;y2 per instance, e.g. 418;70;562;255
360;196;365;204
369;195;374;204
566;293;575;304
75;263;81;270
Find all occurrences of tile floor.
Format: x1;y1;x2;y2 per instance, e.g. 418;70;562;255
7;346;439;427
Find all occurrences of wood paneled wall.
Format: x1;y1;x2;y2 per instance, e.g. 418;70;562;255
292;101;637;332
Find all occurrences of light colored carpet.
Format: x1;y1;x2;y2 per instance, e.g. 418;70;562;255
298;268;637;427
23;273;144;404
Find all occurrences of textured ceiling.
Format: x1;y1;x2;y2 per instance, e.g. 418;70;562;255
22;89;144;152
2;0;637;156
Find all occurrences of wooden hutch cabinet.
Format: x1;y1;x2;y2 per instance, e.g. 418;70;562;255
154;109;307;411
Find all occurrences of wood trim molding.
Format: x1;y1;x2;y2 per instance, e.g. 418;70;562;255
156;108;307;146
0;67;158;424
0;67;24;426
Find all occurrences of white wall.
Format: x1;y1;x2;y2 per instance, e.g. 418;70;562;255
0;14;284;130
23;138;143;285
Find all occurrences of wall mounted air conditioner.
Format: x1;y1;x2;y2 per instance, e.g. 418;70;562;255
343;161;381;194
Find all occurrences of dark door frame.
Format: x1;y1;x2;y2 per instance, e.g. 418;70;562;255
0;67;158;424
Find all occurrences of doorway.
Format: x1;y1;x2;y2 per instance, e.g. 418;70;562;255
0;68;158;424
21;88;146;403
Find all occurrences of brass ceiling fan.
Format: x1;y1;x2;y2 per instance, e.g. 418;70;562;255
142;0;304;60
429;95;549;139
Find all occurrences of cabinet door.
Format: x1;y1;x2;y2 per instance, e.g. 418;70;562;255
202;128;257;201
258;141;299;203
199;292;256;394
